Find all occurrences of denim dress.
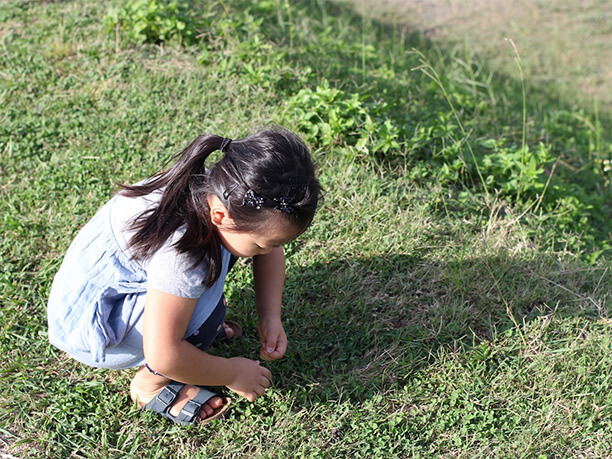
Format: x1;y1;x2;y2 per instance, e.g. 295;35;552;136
47;195;231;370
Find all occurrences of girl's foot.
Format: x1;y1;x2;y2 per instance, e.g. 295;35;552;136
217;320;243;343
130;366;225;422
222;322;235;339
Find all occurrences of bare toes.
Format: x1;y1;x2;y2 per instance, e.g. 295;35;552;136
199;403;213;418
208;396;224;409
198;397;223;420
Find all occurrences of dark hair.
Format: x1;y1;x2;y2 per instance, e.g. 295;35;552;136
120;127;322;287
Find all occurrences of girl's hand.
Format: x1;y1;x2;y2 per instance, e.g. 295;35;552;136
226;357;272;402
258;316;287;361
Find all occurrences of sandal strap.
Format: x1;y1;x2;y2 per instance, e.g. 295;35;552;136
178;387;217;424
142;381;223;425
145;381;183;414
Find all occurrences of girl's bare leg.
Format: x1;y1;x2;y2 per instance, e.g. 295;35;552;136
130;366;224;421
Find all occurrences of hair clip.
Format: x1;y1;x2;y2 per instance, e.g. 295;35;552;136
243;189;265;210
274;196;294;213
223;183;238;200
220;137;232;153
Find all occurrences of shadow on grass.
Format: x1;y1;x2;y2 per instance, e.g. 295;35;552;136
226;250;608;406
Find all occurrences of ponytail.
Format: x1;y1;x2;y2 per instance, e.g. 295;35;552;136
121;134;226;287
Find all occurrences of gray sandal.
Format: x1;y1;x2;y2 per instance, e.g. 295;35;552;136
142;380;231;425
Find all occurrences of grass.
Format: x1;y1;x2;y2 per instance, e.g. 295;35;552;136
369;0;612;116
0;0;611;456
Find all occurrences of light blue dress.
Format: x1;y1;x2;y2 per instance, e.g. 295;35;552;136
47;194;231;370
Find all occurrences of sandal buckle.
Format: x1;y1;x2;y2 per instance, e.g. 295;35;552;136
180;400;202;422
157;386;178;408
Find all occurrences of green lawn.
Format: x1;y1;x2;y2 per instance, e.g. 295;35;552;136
1;0;610;457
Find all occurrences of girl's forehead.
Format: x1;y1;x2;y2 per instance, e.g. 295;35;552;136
255;217;302;244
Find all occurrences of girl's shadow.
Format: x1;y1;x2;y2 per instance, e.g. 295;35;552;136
226;251;608;405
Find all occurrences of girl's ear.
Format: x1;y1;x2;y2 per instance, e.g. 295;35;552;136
208;194;233;228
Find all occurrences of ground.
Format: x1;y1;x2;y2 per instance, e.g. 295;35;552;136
349;0;612;114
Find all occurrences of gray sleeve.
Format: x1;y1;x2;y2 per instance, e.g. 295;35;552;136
110;191;208;298
145;237;207;299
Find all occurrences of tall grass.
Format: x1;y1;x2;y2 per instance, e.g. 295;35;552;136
0;0;610;456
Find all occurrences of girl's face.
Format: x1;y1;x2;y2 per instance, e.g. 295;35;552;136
216;218;301;258
208;194;301;258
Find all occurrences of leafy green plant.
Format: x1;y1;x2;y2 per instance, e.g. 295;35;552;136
478;140;550;199
286;80;401;155
287;81;365;146
104;0;202;45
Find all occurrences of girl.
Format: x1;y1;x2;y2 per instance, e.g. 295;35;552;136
47;128;321;425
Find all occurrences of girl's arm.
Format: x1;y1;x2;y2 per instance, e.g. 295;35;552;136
143;290;271;402
253;246;288;361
